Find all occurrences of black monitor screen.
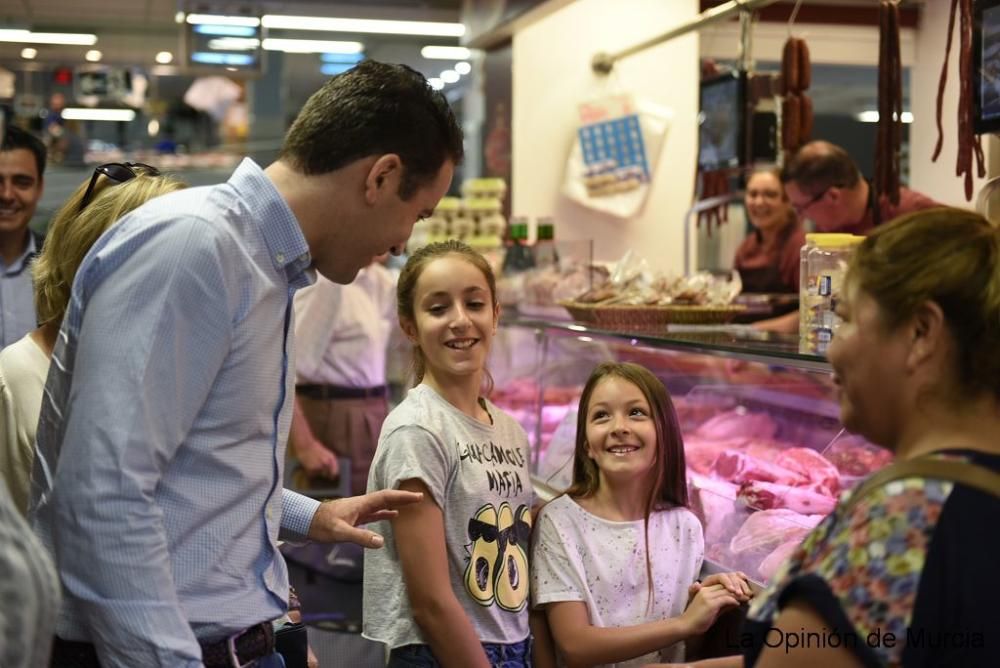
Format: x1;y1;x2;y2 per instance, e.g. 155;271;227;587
698;71;747;171
974;0;1000;133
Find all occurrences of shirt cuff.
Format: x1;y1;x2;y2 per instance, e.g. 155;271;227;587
279;488;321;542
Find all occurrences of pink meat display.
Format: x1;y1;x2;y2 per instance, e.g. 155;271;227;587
729;509;822;557
712;449;809;486
695;409;778;441
737;480;837;515
757;540;803;581
775;447;842;495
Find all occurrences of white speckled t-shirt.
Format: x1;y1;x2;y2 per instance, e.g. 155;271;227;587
531;494;704;667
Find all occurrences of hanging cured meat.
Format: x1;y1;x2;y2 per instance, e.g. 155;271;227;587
933;0;986;201
780;37;813;161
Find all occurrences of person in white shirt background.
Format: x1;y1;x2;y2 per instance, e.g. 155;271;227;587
290;253;397;497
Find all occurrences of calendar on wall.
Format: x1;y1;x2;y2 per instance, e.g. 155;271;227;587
576;95;651;198
563;93;672;218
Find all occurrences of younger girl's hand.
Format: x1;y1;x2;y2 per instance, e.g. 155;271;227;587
698;571;753;602
681;583;740;635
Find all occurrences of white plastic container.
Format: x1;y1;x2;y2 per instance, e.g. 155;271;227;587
800;233;864;354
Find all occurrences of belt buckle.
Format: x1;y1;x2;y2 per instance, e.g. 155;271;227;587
226;630;255;668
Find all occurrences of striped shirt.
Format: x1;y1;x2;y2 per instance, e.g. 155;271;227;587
30;158;320;667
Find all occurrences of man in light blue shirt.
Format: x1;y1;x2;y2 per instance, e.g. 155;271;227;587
30;61;463;668
0;126;46;349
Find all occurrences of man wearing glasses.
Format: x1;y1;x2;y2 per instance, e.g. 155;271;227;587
781;140;938;235
31;61;463;668
0;126;46;350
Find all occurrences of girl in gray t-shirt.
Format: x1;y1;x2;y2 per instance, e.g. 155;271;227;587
363;240;534;667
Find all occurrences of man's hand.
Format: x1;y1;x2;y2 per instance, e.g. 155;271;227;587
297;442;340;480
307;490;423;547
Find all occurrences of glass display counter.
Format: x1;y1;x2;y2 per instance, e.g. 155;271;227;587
490;317;891;586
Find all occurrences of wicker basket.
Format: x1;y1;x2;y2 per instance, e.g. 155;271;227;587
559;301;746;331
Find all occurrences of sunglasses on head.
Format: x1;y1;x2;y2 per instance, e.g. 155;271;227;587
78;162;161;213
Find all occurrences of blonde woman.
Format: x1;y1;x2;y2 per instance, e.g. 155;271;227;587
0;163;184;515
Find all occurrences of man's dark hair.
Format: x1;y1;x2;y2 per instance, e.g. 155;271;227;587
281;60;464;200
780;140;861;195
1;125;47;178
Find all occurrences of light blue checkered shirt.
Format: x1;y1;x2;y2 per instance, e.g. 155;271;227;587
0;233;39;349
30;159;320;667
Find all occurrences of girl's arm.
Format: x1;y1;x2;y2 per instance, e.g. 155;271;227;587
530;609;558;668
394;478;490;668
545;584;740;668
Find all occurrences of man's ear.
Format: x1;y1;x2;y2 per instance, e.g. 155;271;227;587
365;154;402;204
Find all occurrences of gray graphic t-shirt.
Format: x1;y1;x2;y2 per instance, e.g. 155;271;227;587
363;384;533;649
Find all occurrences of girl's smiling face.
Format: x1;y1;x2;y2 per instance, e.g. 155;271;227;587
584;376;659;484
402;253;499;386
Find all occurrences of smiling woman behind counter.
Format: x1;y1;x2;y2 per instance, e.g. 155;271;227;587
733;168;805;333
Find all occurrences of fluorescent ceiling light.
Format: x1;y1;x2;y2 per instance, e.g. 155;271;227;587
85;50;102;62
62;108;136;122
155;51;173;64
262;38;363;54
21;47;37;59
440;69;459;84
208;37;260;51
194;24;258;37
0;29;97;46
320;63;356;76
186;14;260;27
320;52;365;64
421;46;471;60
454;61;471;75
175;11;185;24
191;52;255;66
428;77;444;90
856;110;913;124
262;15;464;37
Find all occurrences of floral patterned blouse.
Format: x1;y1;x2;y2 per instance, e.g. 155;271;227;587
741;450;1000;667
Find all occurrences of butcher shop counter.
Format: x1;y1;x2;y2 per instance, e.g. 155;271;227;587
490;317;891;587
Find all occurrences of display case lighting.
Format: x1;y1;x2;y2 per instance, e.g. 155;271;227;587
262;15;464;37
62;108;136;122
0;29;97;46
421;46;471;60
185;14;260;27
262;38;363;54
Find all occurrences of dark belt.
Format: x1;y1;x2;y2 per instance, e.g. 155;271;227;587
296;383;386;400
51;621;275;668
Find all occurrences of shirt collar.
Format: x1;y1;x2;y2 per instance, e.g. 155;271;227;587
227;158;314;288
1;231;38;274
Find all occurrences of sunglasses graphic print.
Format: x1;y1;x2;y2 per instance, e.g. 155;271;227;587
465;502;531;612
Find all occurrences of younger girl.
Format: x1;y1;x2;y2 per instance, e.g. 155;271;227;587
363;240;535;667
531;362;751;667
